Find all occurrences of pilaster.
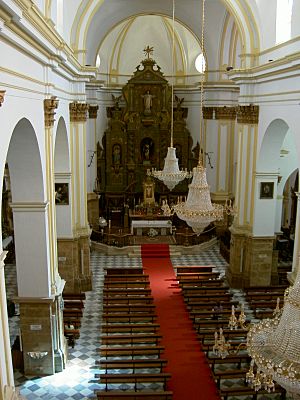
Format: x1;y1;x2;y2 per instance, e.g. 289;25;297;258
87;105;99;224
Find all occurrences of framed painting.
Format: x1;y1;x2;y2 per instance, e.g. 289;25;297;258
55;183;69;205
260;182;274;199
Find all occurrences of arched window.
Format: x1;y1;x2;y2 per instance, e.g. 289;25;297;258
96;54;101;69
276;0;293;44
195;53;206;73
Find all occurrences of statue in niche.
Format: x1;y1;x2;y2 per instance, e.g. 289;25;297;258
112;94;122;109
142;90;155;115
141;138;154;164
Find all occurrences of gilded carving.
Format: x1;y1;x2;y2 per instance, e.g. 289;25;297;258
0;90;6;107
237;104;259;124
44;96;59;128
69;101;89;122
88;104;99;119
215;106;236;120
203;106;214;120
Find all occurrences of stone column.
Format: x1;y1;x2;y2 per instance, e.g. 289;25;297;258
288;192;300;284
0;251;14;399
69;102;91;292
87;105;100;228
227;105;276;288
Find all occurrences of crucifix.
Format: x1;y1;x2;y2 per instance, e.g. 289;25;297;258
143;45;154;59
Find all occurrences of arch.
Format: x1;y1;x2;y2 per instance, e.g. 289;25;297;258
6;118;44;203
54;117;70;173
70;0;260;68
257;119;290;172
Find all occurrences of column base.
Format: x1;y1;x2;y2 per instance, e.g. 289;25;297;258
227;228;276;288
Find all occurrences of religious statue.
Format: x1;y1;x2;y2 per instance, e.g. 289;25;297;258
161;200;173;216
112;144;121;165
142;90;155;115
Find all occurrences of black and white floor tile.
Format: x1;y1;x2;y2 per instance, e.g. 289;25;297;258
4;245;284;399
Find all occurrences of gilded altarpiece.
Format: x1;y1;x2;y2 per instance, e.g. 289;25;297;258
100;56;194;206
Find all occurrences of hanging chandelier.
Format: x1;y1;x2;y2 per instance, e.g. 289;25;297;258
172;0;234;234
246;279;300;399
149;0;190;191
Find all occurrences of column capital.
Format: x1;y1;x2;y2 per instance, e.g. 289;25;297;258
215;106;236;120
237;104;259;124
69;101;89;122
44;96;59;128
203;106;214;120
88;104;99;119
0;90;6;107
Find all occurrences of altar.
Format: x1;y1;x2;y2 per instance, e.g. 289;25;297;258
131;219;172;236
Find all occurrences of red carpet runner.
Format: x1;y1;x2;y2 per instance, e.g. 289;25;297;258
141;244;220;400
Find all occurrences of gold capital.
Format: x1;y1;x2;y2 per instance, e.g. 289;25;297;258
0;90;6;107
88;104;99;119
69;101;89;122
215;106;236;120
237;104;259;124
203;107;214;120
44;96;59;127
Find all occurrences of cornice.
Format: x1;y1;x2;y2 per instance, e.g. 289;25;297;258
214;106;236;120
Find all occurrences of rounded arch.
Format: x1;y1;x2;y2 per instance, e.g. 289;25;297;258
6;118;44;203
54;117;70;173
70;0;260;68
257;119;290;172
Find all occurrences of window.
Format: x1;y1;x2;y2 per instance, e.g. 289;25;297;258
276;0;293;44
195;53;206;73
96;55;101;69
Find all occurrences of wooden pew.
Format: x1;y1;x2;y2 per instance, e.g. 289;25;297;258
96;390;173;399
63;309;83;319
63;292;86;300
99;345;165;358
212;368;248;388
102;312;157;323
102;304;156;314
244;285;286;294
207;352;251;372
102;295;154;305
245;292;284;302
197;328;248;343
100;333;162;345
219;385;286;400
176;272;220;280
181;286;230;295
104;267;144;275
175;265;214;274
96;358;168;373
63;299;85;309
178;279;224;288
187;300;239;310
103;281;150;289
102;323;160;334
189;309;234;322
183;292;232;304
104;273;149;281
103;288;152;297
95;372;171;391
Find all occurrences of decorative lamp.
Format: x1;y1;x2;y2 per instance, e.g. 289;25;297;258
149;0;190;190
172;0;235;234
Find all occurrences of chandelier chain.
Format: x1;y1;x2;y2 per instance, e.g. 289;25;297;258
171;0;175;148
199;0;205;166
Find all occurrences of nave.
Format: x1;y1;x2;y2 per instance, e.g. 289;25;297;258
5;246;287;399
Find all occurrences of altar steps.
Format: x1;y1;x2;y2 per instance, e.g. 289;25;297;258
128;245;181;258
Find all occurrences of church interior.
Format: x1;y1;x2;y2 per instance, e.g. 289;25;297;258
1;0;300;399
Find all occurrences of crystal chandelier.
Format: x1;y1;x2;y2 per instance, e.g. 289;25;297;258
149;0;190;190
247;280;300;399
172;0;234;234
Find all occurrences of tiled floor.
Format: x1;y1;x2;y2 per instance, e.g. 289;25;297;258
4;245;285;399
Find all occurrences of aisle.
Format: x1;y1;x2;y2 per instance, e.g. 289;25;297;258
141;244;220;400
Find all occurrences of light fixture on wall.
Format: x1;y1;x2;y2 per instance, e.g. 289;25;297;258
172;0;234;234
149;0;191;190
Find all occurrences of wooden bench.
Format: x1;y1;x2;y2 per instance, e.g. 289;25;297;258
100;333;162;345
102;323;161;334
103;281;150;289
63;292;86;300
197;328;248;343
63;299;85;309
202;340;246;355
63;309;83;319
102;312;157;323
102;295;154;305
96;390;173;399
184;293;232;304
219;385;286;399
178;280;224;288
96;372;171;391
104;268;144;275
102;304;156;313
181;286;230;294
177;272;220;280
103;288;152;297
189;309;235;322
175;265;214;274
104;274;150;282
99;345;165;358
187;300;239;310
212;368;248;388
96;358;168;373
245;292;284;302
244;285;286;294
207;352;251;372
